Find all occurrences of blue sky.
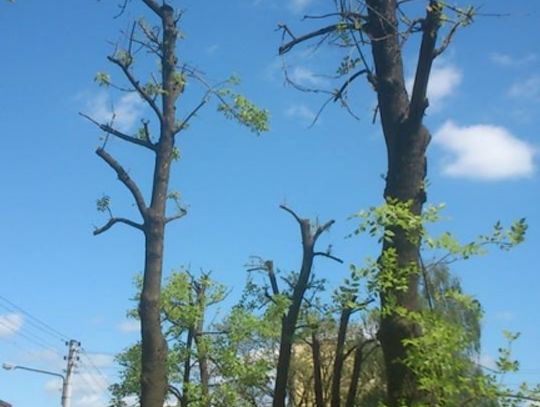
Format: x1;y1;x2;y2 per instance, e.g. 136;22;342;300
0;0;539;406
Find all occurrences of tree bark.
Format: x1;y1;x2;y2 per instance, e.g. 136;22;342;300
272;207;335;407
273;220;314;407
138;5;180;407
194;281;211;407
180;328;194;407
344;340;367;407
330;305;353;407
365;1;440;405
311;332;325;407
140;220;169;407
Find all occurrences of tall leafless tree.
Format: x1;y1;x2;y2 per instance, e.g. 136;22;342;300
85;2;266;406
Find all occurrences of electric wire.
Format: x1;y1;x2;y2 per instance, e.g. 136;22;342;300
0;294;69;341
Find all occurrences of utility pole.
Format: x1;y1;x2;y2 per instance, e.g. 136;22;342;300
62;339;80;407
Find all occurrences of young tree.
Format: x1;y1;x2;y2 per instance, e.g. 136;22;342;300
277;2;474;404
85;2;267;407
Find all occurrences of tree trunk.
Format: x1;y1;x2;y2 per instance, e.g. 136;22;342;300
181;328;194;407
140;221;169;407
273;208;336;407
139;5;179;407
330;306;353;407
311;332;325;407
365;1;437;405
273;237;314;407
194;283;210;407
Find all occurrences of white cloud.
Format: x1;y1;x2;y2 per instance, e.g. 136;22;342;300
407;64;462;111
428;65;462;107
45;370;109;406
288;66;326;88
490;52;537;67
508;75;540;100
23;349;64;369
205;44;219;55
0;313;23;337
86;91;144;132
479;354;497;370
495;311;515;322
118;319;140;333
285;104;316;124
76;394;108;407
434;120;536;180
84;353;115;369
289;0;315;13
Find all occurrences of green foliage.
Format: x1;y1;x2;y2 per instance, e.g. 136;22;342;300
114;49;133;67
94;72;111;87
218;94;270;134
142;82;165;97
96;195;111;213
350;200;534;406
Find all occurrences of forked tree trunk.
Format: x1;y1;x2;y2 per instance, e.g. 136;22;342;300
365;1;439;405
272;206;337;407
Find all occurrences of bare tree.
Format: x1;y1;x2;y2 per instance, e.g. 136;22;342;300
277;1;474;405
271;205;343;407
85;2;267;407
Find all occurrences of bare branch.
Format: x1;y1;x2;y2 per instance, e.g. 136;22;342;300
108;55;163;122
313;251;344;264
93;217;144;235
167;385;183;403
278;23;356;55
333;69;368;102
113;0;130;19
165;208;188;224
96;147;148;217
433;20;461;59
174;93;210;135
314;219;335;241
80;112;156;150
279;204;304;225
141;0;162;17
408;2;442;126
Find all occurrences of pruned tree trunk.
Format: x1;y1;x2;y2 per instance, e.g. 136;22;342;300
140;220;169;407
193;279;211;407
311;331;325;407
181;328;194;407
272;205;340;407
330;304;353;407
90;2;184;406
365;1;440;405
344;339;375;407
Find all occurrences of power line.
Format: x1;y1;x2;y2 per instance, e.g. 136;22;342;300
79;348;113;388
0;294;69;341
0;318;62;352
